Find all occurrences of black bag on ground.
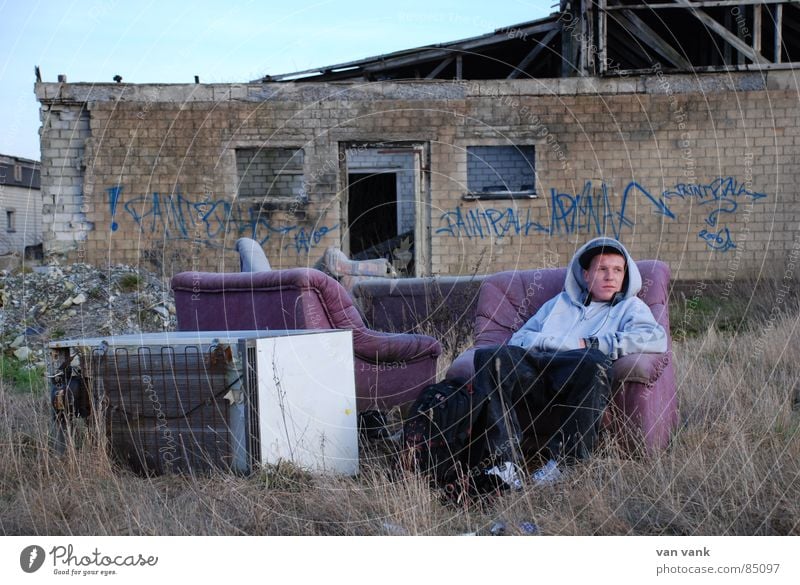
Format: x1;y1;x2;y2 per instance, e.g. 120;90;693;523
403;379;492;492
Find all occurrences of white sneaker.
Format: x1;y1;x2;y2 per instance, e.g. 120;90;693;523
531;459;562;486
485;461;523;491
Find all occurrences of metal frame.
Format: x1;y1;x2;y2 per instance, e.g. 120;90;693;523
595;0;798;75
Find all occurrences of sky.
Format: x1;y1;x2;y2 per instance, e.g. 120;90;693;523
0;0;555;161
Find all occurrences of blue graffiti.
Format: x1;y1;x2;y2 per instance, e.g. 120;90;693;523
289;226;337;253
551;181;635;238
435;207;547;239
115;186;336;252
123;190;229;241
437;177;767;252
106;186;123;231
621;181;676;220
698;227;736;252
662;177;766;227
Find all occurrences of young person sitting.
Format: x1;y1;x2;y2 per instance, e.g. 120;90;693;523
473;237;668;489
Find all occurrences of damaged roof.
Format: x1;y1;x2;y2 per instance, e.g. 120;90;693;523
255;13;564;82
257;1;800;82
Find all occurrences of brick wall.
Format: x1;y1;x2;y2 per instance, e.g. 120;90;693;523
35;73;800;281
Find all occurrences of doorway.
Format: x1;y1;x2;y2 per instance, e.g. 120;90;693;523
347;172;397;257
342;144;427;276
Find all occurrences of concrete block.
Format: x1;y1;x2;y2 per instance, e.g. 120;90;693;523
558;78;579;95
766;71;798;91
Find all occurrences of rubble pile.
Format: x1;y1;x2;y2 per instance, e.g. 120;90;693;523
0;264;177;369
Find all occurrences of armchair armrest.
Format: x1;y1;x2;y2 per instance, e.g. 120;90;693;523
353;329;441;363
610;351;671;386
448;347;671;387
445;348;478;383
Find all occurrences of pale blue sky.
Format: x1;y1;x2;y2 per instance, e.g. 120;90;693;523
0;0;554;160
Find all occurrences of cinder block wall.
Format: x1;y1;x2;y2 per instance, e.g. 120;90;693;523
37;103;92;259
236;147;305;200
35;73;799;281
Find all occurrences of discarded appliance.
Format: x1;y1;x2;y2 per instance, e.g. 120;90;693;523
47;330;358;475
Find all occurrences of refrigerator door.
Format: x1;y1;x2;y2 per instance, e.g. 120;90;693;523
256;330;358;475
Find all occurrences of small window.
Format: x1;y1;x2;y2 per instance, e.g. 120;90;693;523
13;164;22;182
236;147;306;202
463;145;536;200
6;210;16;233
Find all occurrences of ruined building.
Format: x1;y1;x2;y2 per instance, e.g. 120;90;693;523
35;1;800;280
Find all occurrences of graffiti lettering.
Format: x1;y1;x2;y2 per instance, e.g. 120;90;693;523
112;186;336;253
435;207;547;239
123;191;231;241
698;227;736;252
437;177;766;252
289;226;337;253
550;181;635;238
662;177;766;227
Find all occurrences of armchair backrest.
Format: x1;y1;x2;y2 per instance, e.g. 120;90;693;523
171;268;366;333
235;237;271;272
472;260;671;346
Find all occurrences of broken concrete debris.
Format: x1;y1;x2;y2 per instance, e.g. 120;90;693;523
0;263;177;371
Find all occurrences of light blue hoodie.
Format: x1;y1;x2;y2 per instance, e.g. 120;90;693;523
508;237;667;359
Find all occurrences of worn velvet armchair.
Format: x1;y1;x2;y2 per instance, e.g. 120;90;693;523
446;260;677;452
171;268;441;411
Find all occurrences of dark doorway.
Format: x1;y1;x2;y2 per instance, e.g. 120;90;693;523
347;172;397;256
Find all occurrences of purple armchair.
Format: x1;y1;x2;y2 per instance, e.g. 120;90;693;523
446;260;677;452
171;268;441;412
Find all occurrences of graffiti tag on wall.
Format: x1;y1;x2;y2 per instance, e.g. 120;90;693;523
107;186;336;253
436;177;766;252
436;207;548;240
661;177;766;227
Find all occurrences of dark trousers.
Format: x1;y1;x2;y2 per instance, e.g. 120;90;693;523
472;345;612;464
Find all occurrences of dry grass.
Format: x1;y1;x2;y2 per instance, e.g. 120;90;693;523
2;311;799;535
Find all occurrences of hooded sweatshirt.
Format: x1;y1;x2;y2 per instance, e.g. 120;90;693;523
508;237;667;360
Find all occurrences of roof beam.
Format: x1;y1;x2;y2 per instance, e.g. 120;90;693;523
425;57;454;79
361;22;559;74
616;61;797;75
605;1;787;10
508;28;559;79
754;3;762;55
599;0;608;73
608;34;655;69
724;8;733;64
774;3;783;63
672;0;769;64
264;20;559;81
611;9;693;69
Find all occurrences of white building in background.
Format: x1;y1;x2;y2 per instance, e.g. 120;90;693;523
0;154;42;258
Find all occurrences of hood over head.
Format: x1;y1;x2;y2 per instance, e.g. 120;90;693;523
564;237;642;305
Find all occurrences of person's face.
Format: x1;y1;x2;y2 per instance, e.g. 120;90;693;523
583;253;626;301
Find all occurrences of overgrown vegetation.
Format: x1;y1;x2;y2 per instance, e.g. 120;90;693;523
669;278;800;340
1;278;798;535
0;354;46;395
117;273;142;293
